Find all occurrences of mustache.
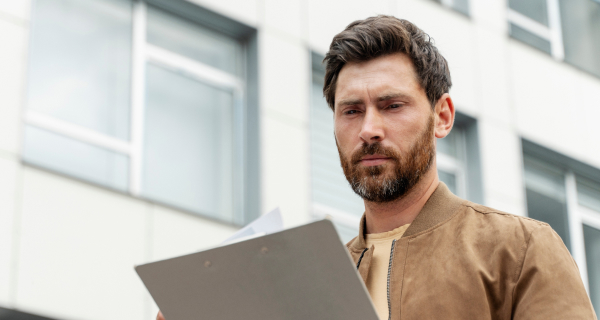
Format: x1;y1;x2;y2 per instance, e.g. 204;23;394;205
351;142;399;165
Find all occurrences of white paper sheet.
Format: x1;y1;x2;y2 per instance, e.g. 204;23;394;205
221;208;284;244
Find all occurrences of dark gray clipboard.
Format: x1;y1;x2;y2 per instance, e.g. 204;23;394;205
135;219;378;320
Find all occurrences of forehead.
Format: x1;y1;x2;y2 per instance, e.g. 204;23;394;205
335;53;423;103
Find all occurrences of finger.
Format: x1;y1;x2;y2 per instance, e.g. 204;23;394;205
156;311;165;320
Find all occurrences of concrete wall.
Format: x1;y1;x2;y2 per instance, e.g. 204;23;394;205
1;0;599;318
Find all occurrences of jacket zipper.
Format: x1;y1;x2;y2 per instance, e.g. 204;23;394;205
387;239;397;320
356;248;369;269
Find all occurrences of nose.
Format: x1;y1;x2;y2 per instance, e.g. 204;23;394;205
359;107;385;143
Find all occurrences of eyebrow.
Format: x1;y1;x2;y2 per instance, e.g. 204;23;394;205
337;98;363;107
337;92;411;107
377;92;411;102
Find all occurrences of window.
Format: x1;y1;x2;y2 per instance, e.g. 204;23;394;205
508;0;564;57
433;0;470;16
437;113;482;203
507;0;600;78
23;0;258;225
559;0;600;78
309;53;482;242
523;140;600;313
437;126;466;196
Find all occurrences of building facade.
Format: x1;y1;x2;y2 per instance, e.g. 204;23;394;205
0;0;599;318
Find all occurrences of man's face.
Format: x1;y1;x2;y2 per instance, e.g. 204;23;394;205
333;52;436;202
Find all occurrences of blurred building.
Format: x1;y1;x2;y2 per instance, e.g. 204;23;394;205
0;0;599;318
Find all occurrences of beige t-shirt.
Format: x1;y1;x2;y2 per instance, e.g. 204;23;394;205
364;224;411;320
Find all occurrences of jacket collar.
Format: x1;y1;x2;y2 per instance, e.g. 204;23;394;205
348;182;465;251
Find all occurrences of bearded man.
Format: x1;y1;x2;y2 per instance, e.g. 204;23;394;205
326;15;597;320
156;15;597;320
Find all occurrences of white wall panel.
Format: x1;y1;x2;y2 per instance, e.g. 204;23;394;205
470;0;508;33
264;0;306;40
260;31;310;122
510;41;590;161
485;190;526;217
577;76;600;168
16;167;148;320
479;121;526;215
0;0;30;21
0;19;26;156
0;156;19;306
150;205;236;262
475;28;511;125
261;115;310;228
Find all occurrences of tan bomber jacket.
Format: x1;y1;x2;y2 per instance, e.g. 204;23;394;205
346;183;597;320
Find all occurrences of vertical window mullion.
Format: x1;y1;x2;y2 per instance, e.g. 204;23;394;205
547;0;565;60
233;87;246;225
457;128;468;198
130;0;147;196
566;170;589;292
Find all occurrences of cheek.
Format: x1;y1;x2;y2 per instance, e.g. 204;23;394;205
333;127;346;152
385;115;424;148
334;120;355;148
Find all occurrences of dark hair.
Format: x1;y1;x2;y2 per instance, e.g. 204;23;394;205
323;15;452;110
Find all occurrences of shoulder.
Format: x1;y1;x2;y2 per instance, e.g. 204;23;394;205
345;236;358;249
463;201;547;231
456;201;563;248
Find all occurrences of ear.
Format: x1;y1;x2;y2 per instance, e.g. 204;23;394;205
434;93;455;139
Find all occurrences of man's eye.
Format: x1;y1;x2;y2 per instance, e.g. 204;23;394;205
389;103;402;109
345;110;358;115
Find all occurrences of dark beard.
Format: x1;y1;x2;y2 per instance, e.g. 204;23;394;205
337;115;435;203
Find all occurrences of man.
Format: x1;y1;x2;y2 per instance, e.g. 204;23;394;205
325;15;596;320
158;15;597;320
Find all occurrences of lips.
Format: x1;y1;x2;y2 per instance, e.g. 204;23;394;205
359;154;391;166
361;154;389;161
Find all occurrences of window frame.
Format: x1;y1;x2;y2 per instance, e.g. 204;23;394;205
507;0;565;60
523;139;600;295
437;125;468;197
23;0;258;225
433;0;470;16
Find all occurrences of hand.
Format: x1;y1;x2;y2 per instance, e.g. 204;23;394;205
156;311;165;320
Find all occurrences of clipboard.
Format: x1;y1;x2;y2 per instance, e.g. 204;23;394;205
135;220;378;320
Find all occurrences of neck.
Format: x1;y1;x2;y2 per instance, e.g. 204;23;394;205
363;168;439;234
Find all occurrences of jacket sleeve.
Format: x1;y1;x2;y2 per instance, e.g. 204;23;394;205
511;224;597;320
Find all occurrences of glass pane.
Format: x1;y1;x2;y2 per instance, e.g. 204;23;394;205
577;176;600;212
523;157;566;201
583;224;600;314
437;128;459;158
147;6;241;75
510;23;552;54
27;0;132;140
432;0;469;15
560;0;600;78
453;0;470;15
142;64;234;221
310;75;365;216
23;126;129;191
526;188;571;250
524;158;571;250
439;170;457;195
509;0;549;26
